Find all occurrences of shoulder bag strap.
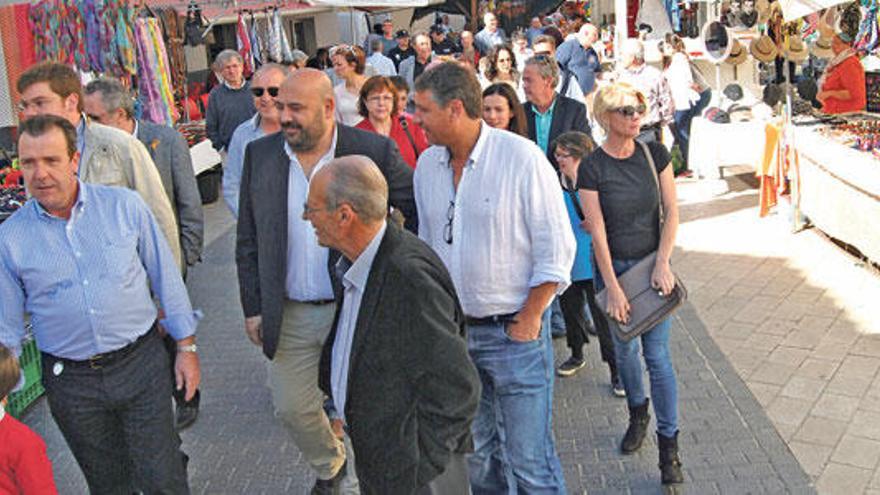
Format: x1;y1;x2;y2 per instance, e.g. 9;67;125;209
564;182;585;221
398;115;421;159
635;140;664;228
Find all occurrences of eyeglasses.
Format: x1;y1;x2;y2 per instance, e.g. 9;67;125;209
612;104;647;118
443;200;454;244
251;87;280;98
554;150;573;160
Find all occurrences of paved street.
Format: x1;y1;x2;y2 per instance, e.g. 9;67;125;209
23;171;868;494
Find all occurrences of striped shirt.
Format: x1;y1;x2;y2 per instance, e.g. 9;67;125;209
0;182;200;359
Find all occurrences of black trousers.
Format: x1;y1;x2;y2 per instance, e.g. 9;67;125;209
559;279;615;366
41;330;190;494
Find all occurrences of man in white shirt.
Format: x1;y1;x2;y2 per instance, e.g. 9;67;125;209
366;39;397;77
412;62;575;494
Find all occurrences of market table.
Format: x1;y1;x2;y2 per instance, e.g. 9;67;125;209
794;125;880;263
689;117;768;179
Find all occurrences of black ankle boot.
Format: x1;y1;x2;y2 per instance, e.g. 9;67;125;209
658;431;684;485
621;399;650;454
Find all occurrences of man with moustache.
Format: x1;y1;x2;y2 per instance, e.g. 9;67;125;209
235;68;416;493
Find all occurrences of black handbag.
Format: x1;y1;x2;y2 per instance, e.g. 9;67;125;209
595;141;687;342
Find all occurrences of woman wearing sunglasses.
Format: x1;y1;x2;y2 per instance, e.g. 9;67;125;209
331;45;368;126
355;76;428;168
577;82;683;489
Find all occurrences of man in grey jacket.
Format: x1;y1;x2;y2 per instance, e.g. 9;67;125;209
83;77;205;430
398;33;434;113
17;63;182;268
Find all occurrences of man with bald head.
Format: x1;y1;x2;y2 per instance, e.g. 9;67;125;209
555;23;601;94
235;68;416;494
308;156;479;494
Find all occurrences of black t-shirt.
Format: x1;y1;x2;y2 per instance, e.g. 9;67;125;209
577;141;670;260
388;46;415;70
432;39;460;56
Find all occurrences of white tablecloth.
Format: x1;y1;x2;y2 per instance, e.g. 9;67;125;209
689;117;767;179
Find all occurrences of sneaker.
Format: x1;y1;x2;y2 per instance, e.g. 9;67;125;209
557;357;586;377
612;373;627;397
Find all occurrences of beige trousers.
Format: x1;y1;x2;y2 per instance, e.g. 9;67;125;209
268;300;345;480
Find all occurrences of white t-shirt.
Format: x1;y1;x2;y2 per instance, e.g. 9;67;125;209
334;83;363;126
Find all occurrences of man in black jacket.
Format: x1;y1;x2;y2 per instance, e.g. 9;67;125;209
308;156;479;494
235;69;417;494
522;54;591;170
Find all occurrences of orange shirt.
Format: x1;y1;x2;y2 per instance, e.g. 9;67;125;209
821;55;867;114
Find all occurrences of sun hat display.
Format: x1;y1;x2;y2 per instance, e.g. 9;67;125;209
812;33;834;58
723;83;744;101
785;35;809;62
725;39;747;65
763;83;783;106
750;34;778;62
704;107;731;123
797;78;821;107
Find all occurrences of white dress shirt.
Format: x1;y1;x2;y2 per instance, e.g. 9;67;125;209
331;221;387;423
367;52;397;76
414;122;575;318
284;130;337;301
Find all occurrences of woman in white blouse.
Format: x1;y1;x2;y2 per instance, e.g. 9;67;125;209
331;45;368;126
662;35;709;176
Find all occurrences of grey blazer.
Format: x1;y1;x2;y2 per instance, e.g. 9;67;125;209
398;55;432;113
136;120;205;267
235;125;418;360
318;224;479;494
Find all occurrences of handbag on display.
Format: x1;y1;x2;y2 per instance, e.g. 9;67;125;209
595;141;687;342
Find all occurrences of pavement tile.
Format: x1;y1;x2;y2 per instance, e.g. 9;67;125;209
767;346;811;367
794;417;848;446
716;321;757;342
847;410;880;441
780;376;825;403
781;330;828;350
830;435;880;470
815;462;872;495
810;393;860;421
755;318;798;337
853;336;880;358
825;373;873;398
748;382;782;408
750;361;798;386
766;397;812;427
788;441;832;477
835;355;880;380
810;337;853;362
795;358;841;381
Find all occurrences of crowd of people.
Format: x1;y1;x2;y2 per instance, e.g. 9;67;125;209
0;9;695;495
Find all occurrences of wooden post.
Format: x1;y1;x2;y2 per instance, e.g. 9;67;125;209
471;0;479;31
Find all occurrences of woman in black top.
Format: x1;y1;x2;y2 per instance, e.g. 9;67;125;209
578;81;683;488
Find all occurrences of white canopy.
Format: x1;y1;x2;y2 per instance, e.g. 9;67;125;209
308;0;434;6
778;0;850;22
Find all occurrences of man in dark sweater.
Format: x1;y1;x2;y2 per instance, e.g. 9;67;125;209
205;50;256;152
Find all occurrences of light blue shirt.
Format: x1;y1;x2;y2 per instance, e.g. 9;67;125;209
283;131;337;301
223;114;267;217
0;182;200;360
532;97;557;154
331;221;387;423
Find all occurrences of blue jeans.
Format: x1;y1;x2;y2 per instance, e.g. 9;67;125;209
596;258;679;437
467;310;567;494
673;89;711;168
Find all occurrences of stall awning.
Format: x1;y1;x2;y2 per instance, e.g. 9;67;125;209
309;0;436;6
778;0;850;21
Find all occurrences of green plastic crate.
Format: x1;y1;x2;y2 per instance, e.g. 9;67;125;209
8;338;44;418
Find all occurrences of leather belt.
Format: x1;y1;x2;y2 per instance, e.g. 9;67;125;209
465;313;518;327
45;323;158;370
299;299;335;306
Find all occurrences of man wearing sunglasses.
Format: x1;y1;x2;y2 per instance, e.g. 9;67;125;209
223;64;289;217
205;50;256;153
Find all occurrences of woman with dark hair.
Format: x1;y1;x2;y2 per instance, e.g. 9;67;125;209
306;47;332;70
817;13;866;114
552;131;620;388
355;76;428;168
481;44;520;91
481;83;527;137
331;44;368;126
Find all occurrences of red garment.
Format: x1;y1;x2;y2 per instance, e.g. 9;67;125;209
0;413;58;495
355;115;429;168
821;55;867;114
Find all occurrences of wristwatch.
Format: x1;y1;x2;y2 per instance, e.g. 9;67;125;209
177;344;198;353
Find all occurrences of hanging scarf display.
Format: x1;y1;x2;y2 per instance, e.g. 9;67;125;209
267;8;282;62
1;4;36;113
154;7;188;120
115;1;137;76
249;11;263;66
79;0;104;73
236;13;254;77
135;17;178;126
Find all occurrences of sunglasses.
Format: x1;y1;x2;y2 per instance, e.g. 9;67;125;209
252;87;279;98
612;104;647;118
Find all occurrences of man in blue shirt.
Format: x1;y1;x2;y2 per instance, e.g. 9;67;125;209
555;23;602;95
0;115;201;494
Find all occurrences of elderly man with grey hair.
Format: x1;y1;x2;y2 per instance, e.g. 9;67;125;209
555;23;601;95
617;38;674;143
206;49;256;152
521;55;591;168
306;155;479;494
83;77;205;430
366;38;397;76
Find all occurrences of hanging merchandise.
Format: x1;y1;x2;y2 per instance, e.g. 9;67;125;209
272;8;294;63
237;13;255;77
115;0;137;76
154;7;188;120
248;11;262;66
135;17;178;126
0;3;36;124
254;13;271;65
185;2;209;46
79;0;105;73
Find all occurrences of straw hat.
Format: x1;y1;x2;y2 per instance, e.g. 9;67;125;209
725;39;748;65
785;35;809;62
750;35;778;63
812;33;834;58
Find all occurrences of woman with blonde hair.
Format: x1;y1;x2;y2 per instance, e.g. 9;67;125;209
577;81;683;489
